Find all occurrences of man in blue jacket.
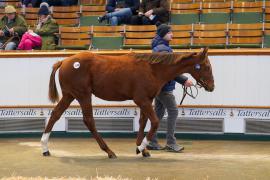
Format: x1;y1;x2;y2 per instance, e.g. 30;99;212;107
98;0;139;25
148;24;193;152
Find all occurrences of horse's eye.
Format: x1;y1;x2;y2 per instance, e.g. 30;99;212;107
195;64;200;70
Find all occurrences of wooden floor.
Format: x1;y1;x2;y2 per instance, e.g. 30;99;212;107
1;138;270;179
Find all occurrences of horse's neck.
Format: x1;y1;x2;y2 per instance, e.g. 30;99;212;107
152;63;189;83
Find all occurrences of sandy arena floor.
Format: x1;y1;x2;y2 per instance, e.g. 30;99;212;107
1;138;270;180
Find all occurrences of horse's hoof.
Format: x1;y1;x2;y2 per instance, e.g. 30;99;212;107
136;147;141;155
43;151;50;156
142;149;151;157
108;153;117;159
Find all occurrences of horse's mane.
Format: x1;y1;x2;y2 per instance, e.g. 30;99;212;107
132;53;186;65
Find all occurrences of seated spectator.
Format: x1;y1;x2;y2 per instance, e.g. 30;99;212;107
98;0;140;26
21;0;41;7
59;0;78;6
0;5;27;50
18;3;59;50
130;0;169;25
22;0;77;7
44;0;61;6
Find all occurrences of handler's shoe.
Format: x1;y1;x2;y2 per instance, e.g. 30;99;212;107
146;142;164;150
164;144;184;153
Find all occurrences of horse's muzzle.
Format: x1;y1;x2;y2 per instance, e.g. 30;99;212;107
206;85;214;92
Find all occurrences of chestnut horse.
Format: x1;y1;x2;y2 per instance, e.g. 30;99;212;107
41;48;214;158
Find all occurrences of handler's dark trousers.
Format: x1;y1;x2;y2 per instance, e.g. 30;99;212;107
151;91;178;145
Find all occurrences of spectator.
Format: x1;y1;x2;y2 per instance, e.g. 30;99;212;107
130;0;169;25
22;0;77;7
21;0;41;7
43;0;78;6
18;3;59;50
147;24;193;152
98;0;140;26
59;0;78;6
40;0;61;6
0;5;27;50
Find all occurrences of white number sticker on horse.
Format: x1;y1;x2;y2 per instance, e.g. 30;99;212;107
73;62;80;69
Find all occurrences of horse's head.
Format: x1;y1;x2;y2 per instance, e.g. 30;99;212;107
184;48;215;92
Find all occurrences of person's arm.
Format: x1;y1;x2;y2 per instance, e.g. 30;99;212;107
13;16;27;36
0;19;4;37
152;44;171;53
152;0;169;16
175;75;188;85
106;0;116;12
175;76;193;87
35;20;59;36
0;18;4;31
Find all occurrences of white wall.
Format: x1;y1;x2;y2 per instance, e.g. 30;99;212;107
177;55;270;106
0;55;269;106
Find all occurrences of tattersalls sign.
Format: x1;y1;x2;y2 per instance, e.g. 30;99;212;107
0;109;37;116
188;108;226;116
182;108;270;119
0;107;270;134
237;109;270;118
0;108;133;118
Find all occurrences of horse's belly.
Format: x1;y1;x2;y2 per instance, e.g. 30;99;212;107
93;92;131;101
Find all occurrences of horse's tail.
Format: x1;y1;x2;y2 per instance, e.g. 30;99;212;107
49;61;62;103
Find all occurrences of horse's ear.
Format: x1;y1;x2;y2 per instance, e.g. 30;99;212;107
199;47;208;60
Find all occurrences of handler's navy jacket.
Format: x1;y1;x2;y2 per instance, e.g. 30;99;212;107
152;35;188;92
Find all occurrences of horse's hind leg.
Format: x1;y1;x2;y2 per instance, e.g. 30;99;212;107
77;95;117;159
41;93;74;156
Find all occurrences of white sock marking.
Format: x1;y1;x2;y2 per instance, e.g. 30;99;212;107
137;137;149;152
41;132;51;153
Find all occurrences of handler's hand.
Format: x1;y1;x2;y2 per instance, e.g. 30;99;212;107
184;80;193;87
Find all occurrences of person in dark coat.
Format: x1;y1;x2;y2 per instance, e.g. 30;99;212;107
147;24;193;152
130;0;169;25
22;0;75;7
98;0;139;25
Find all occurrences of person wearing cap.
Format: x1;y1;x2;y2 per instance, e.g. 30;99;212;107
146;24;193;152
0;5;27;50
26;3;58;50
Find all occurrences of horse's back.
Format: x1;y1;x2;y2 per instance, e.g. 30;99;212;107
58;52;137;84
57;52;159;101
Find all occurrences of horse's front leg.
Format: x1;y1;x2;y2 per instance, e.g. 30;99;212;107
135;100;159;157
136;110;151;157
78;95;117;159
